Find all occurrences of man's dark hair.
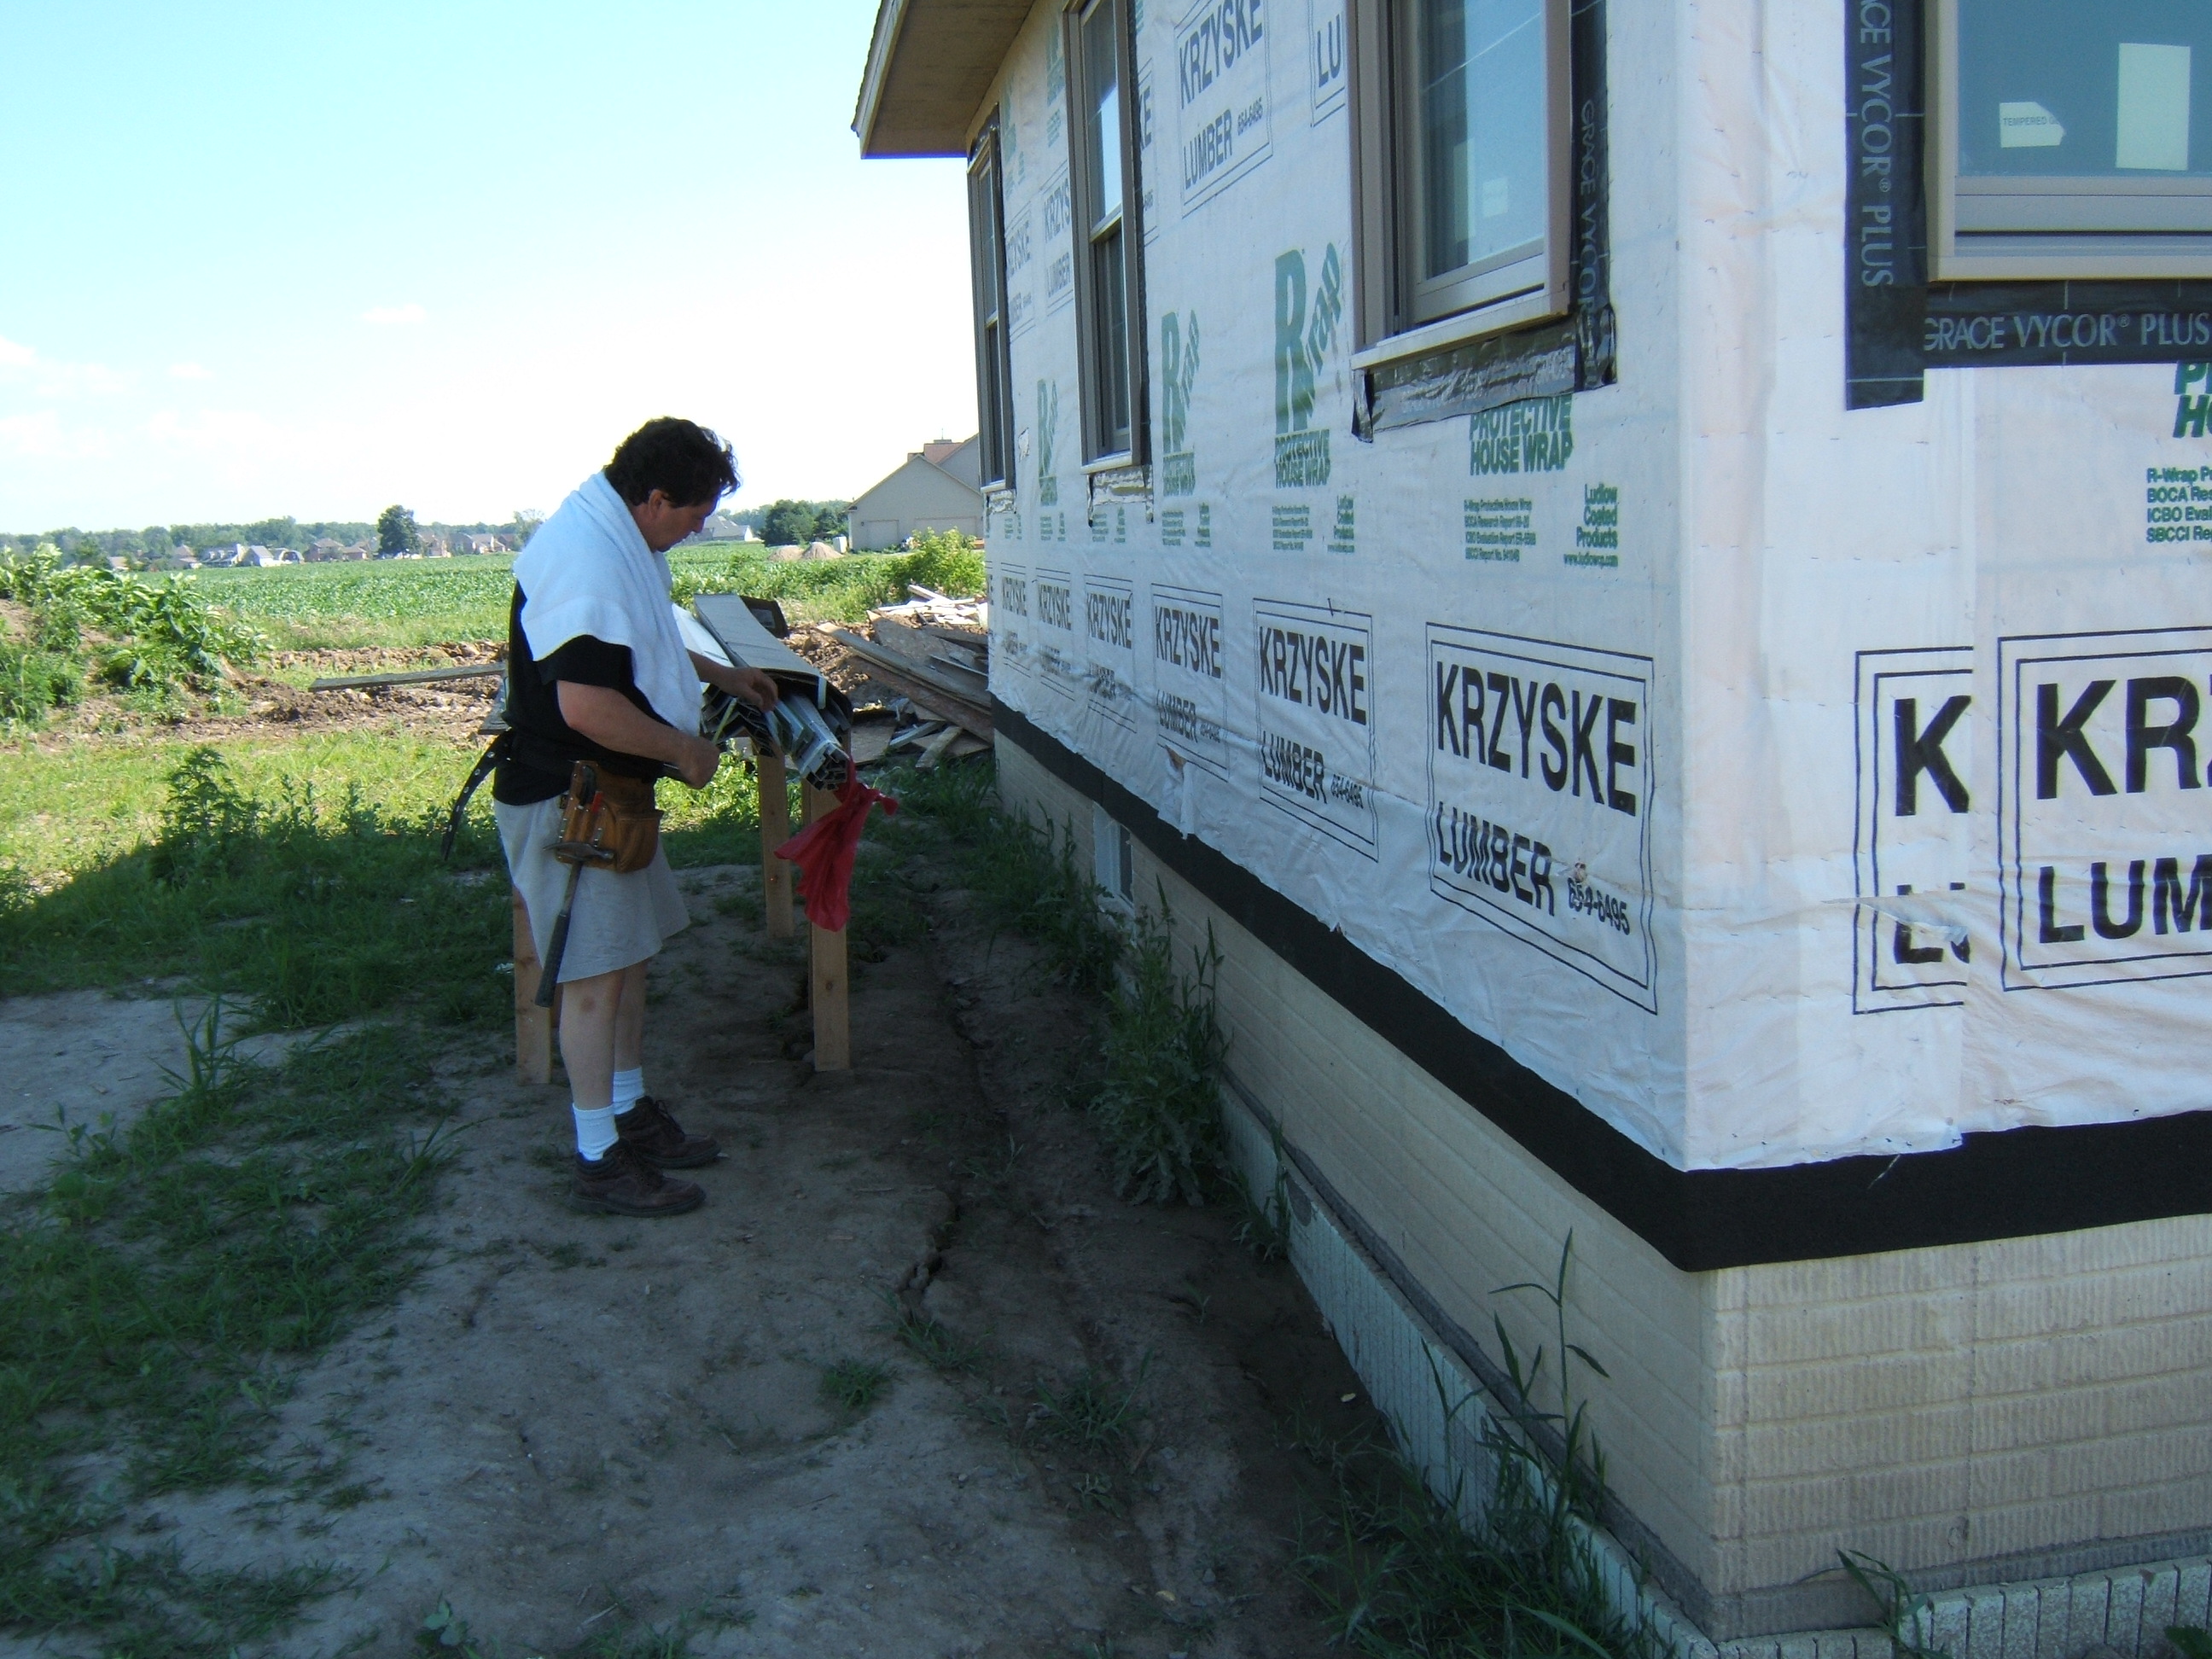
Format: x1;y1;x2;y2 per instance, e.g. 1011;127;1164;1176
604;417;740;508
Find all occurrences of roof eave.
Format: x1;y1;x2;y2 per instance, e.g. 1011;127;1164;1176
852;0;916;156
852;0;1033;159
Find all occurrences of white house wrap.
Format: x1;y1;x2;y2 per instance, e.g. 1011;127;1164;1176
859;0;2212;1645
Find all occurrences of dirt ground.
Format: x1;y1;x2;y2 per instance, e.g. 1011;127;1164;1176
2;831;1375;1656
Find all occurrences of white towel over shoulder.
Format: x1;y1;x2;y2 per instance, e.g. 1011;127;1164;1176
513;471;698;733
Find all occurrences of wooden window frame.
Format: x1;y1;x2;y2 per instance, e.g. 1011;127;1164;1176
1929;0;2212;279
967;119;1018;492
1063;0;1149;468
1349;0;1572;366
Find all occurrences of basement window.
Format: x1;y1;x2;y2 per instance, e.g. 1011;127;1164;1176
1931;0;2212;277
1092;803;1135;911
967;119;1017;492
1065;0;1148;465
1350;0;1572;361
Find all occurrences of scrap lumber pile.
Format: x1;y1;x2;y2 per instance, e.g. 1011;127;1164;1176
795;586;991;771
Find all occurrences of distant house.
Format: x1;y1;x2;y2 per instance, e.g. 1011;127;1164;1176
847;435;983;550
463;533;505;556
306;538;349;562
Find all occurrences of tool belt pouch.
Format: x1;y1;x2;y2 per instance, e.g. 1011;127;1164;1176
555;767;661;874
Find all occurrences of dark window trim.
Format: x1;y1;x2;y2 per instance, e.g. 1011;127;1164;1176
968;119;1017;492
1846;0;2212;408
1062;0;1149;467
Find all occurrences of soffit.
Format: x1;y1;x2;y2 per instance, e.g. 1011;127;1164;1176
854;0;1033;158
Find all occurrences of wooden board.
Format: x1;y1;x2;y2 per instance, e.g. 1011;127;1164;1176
826;629;994;736
801;779;851;1072
311;664;504;690
758;748;795;940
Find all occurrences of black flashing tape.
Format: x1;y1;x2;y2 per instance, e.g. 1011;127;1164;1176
994;700;2212;1270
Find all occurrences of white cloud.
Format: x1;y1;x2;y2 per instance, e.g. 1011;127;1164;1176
168;362;213;381
0;335;132;397
362;303;427;326
0;411;112;460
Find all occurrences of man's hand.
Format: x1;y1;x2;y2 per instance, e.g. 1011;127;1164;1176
730;666;780;710
556;682;722;790
689;652;779;711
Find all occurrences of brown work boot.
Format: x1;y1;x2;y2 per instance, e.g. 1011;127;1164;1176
572;1139;703;1216
612;1096;720;1169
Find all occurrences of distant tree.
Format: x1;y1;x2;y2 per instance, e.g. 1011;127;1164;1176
812;502;852;541
759;499;815;546
376;505;420;556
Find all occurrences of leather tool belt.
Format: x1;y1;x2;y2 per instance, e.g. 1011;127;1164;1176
554;762;661;874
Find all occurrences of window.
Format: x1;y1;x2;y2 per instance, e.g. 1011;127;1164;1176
1933;0;2212;277
1065;0;1147;464
1092;804;1135;910
1350;0;1571;357
967;120;1017;491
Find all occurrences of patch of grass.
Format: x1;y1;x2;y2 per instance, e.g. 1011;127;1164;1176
668;533;985;626
1092;899;1226;1206
819;1357;895;1415
878;758;1124;994
0;1004;459;1652
880;1295;983;1374
0;746;509;1023
1295;1243;1656;1659
1033;1357;1150;1455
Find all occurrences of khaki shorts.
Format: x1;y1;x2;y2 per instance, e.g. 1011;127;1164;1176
496;795;689;982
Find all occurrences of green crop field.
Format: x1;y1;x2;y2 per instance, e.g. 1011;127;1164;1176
195;534;985;650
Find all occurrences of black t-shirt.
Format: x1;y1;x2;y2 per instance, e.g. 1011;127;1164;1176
492;584;672;805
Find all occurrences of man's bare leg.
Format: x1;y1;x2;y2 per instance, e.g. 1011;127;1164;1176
557;965;625;1112
558;958;702;1213
612;958;649;1074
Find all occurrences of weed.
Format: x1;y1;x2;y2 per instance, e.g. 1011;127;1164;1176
1073;1470;1118;1511
1092;899;1226;1206
962;1132;1025;1193
579;1611;706;1659
879;1294;983;1373
1838;1551;1946;1659
2170;1629;2212;1659
418;1598;488;1656
1033;1356;1151;1454
1295;1241;1656;1659
0;544;264;730
1230;1122;1294;1261
820;1357;895;1415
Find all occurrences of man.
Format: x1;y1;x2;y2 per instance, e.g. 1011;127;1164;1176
494;416;778;1217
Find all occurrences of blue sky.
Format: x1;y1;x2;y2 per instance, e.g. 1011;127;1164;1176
0;1;974;531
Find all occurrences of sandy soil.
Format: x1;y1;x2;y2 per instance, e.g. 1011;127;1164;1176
0;989;313;1193
3;847;1371;1656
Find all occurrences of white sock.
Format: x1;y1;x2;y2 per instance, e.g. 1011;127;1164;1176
611;1068;646;1115
573;1103;618;1161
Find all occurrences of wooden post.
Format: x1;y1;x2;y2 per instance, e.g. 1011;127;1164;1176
802;779;851;1071
758;744;794;939
512;885;555;1085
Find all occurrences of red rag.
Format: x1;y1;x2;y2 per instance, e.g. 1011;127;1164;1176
771;774;899;933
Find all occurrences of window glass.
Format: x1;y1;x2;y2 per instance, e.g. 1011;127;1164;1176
1085;2;1124;230
1417;0;1546;281
1091;226;1130;447
1959;1;2212;180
